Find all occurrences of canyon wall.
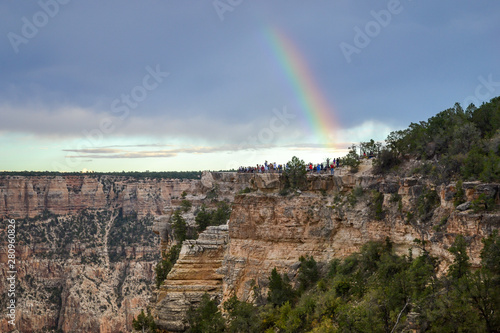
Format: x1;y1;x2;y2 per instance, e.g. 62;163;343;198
0;170;498;332
153;167;500;332
0;175;202;219
0;174;205;333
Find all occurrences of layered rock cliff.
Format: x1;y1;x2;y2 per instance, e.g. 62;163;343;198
0;169;498;332
0;175;203;333
155;225;229;331
0;175;201;219
153;166;500;332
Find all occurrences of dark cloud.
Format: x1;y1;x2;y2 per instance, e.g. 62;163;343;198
1;1;499;156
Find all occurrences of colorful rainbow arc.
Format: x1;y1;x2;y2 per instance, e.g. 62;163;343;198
264;26;339;150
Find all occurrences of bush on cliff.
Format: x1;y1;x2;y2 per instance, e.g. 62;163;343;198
373;96;500;182
267;268;296;307
171;210;188;243
195;201;231;233
223;295;260;332
342;145;361;173
155;244;181;288
132;309;157;333
187;234;500;332
186;293;226;333
282;156;307;190
297;255;319;293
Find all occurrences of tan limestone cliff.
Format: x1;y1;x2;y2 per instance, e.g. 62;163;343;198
154;225;229;332
153;168;499;332
0;175;202;219
0;175;204;333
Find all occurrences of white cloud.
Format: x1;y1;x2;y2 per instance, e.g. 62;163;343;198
334;120;395;145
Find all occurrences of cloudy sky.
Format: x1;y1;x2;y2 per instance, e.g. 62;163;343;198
1;1;499;172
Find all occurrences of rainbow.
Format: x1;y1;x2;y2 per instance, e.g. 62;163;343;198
264;26;339;149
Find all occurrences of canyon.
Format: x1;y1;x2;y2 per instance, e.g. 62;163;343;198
154;166;499;332
0;175;201;332
0;165;499;332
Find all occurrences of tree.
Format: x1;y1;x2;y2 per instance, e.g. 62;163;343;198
195;205;212;232
282;156;307;190
481;230;500;277
360;139;381;157
224;295;259;332
372;148;400;174
132;309;157;333
171;210;187;243
297;255;319;292
448;235;470;282
475;230;500;331
186;293;225;333
195;201;231;233
342;145;361;173
267;268;295;307
180;199;192;212
155;244;181;288
211;201;231;226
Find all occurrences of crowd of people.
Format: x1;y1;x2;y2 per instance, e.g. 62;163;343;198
237;161;285;174
237;158;342;175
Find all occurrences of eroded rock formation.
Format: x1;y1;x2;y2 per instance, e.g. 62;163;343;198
0;175;201;219
0;175;201;333
0;169;498;332
155;225;229;331
153;167;500;332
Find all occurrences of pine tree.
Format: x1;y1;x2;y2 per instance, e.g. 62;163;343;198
267;268;295;306
171;210;187;243
132;309;157;333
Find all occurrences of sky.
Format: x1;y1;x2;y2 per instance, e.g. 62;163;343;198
0;1;499;172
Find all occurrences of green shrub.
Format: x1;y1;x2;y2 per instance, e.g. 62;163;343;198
195;205;212;232
195;201;231;233
471;193;495;212
180;199;192;212
186;293;225;333
297;255;319;292
373;148;400;174
453;180;465;207
416;187;440;221
223;295;259;333
372;190;384;220
433;215;449;232
132;309;157;333
353;186;364;197
171;210;187;242
282;156;307;190
267;268;295;307
155;244;181;288
342;145;361;173
279;188;290;196
390;192;401;202
238;187;252;194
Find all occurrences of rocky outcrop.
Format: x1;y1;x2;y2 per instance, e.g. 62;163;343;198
0;210;159;333
0;175;204;333
0;175;202;219
153;168;500;331
1;170;498;332
0;172;256;333
155;225;229;332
